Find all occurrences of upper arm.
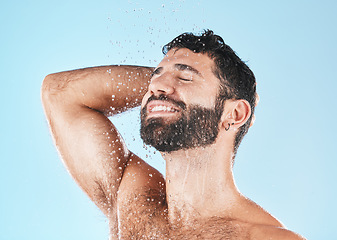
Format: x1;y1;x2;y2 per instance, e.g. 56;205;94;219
41;66;157;238
41;71;137;217
43;98;129;216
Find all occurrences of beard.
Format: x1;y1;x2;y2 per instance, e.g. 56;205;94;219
140;95;224;152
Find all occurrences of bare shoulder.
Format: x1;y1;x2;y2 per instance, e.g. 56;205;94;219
117;152;166;208
119;153;166;195
250;224;306;240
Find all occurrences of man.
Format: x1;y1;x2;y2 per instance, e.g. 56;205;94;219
42;30;305;239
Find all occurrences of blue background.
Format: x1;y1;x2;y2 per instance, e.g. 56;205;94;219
1;0;336;239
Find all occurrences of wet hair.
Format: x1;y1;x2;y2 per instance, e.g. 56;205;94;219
162;29;257;156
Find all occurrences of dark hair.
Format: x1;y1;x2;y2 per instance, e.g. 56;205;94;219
162;30;257;156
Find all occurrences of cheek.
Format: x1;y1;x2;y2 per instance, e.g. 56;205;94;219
183;86;217;107
202;85;220;106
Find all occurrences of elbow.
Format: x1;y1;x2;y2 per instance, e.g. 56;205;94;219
41;73;67;103
41;74;56;119
41;74;54;105
41;73;60;92
41;74;52;93
41;74;51;103
41;73;64;108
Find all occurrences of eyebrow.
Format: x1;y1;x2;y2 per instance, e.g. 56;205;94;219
151;67;163;78
174;64;202;77
151;64;202;78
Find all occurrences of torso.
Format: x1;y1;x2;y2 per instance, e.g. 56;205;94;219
110;156;303;240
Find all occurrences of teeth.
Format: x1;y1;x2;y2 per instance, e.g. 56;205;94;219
151;105;177;113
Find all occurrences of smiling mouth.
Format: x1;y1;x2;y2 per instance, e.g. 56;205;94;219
145;101;183;121
144;95;186;119
149;105;179;113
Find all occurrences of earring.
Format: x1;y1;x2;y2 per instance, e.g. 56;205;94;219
225;123;234;131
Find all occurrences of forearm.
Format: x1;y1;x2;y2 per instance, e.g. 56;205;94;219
42;65;154;115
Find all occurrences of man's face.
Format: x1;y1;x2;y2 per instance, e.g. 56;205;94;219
140;48;224;152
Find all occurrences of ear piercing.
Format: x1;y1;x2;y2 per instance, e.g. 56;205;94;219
225;123;234;131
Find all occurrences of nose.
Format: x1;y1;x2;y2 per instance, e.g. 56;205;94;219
148;73;175;96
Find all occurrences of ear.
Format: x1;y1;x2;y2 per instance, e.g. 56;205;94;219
221;100;251;130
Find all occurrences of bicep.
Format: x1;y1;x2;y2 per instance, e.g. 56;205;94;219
46;102;130;216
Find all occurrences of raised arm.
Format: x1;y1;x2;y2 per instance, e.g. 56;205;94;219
41;65;153;234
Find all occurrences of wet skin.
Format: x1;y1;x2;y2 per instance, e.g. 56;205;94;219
42;48;305;239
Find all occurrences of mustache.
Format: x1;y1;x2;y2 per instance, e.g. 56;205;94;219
145;94;186;110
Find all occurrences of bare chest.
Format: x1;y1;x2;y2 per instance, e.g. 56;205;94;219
115;195;250;240
116;192;169;239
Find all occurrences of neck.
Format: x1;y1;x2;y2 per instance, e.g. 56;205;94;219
163;141;240;225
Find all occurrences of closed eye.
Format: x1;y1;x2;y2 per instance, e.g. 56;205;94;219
178;77;192;82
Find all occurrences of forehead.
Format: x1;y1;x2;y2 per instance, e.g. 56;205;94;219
157;48;215;73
